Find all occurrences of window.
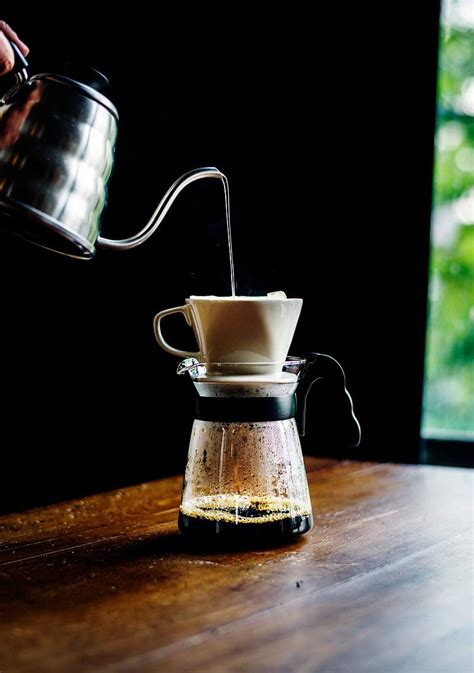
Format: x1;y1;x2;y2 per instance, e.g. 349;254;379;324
423;0;474;447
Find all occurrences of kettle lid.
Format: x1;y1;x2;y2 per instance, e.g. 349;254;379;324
30;66;119;120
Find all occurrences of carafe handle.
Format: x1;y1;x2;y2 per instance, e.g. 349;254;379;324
296;352;361;447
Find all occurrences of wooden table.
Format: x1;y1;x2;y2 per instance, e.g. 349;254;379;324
0;457;472;673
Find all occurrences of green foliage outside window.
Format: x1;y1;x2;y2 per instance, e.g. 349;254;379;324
423;0;474;435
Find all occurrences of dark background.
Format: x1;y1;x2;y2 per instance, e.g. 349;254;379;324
0;4;440;512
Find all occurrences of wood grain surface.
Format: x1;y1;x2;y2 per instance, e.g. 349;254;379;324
0;457;472;673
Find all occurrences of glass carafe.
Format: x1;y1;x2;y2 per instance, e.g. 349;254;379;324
177;355;360;542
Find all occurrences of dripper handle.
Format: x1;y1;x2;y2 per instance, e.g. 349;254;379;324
153;304;201;359
296;352;361;447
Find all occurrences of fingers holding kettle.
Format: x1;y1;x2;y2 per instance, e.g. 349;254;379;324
0;21;29;75
0;21;29;55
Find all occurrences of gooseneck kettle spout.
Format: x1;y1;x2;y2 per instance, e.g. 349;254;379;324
97;167;227;252
0;42;227;259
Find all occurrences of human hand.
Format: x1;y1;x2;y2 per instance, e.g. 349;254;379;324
0;21;29;75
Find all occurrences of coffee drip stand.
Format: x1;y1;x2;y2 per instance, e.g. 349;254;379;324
176;354;361;541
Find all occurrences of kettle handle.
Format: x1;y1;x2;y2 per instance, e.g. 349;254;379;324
96;167;226;251
296;352;361;447
9;40;28;75
1;40;29;105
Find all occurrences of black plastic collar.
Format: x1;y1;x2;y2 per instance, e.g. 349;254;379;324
195;395;297;423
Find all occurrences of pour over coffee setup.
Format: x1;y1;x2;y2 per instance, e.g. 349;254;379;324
153;294;361;541
0;41;361;542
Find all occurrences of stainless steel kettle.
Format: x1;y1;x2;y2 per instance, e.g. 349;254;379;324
0;43;224;259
